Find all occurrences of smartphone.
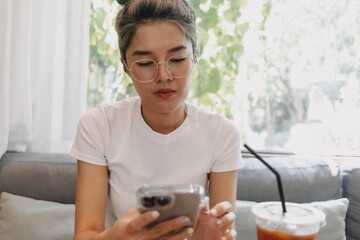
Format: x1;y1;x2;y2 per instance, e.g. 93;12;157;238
137;183;205;229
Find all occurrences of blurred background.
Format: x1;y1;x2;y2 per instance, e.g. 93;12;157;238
88;0;360;156
1;0;359;157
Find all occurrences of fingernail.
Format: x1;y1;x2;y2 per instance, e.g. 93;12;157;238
200;202;207;208
210;208;217;216
216;219;222;225
181;216;191;224
230;229;237;237
220;201;232;210
221;237;226;240
151;211;159;218
226;212;236;221
187;228;194;234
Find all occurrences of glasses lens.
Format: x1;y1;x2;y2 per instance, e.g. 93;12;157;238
167;55;193;78
130;59;157;82
129;55;193;82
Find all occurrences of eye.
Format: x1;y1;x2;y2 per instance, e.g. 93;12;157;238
136;59;155;67
169;55;187;63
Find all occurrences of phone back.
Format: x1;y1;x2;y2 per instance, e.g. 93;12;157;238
137;184;205;228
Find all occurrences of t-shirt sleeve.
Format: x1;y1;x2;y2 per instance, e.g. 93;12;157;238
211;119;243;172
70;106;108;166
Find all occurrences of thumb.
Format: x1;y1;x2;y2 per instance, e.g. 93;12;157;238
198;201;210;215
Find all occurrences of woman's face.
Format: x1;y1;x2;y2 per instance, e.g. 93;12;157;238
125;21;194;116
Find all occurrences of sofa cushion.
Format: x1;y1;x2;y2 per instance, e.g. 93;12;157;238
0;192;349;240
340;160;360;240
235;198;349;240
237;156;341;202
0;152;77;204
0;192;75;240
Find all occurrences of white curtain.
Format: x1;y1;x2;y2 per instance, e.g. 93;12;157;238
0;0;89;157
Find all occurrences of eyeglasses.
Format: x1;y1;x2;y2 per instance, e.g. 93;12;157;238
123;54;195;83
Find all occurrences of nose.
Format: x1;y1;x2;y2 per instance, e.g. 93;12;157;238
155;62;173;83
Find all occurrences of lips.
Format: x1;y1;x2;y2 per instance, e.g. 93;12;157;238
155;88;175;98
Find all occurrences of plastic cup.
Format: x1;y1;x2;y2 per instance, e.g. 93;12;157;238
251;202;326;240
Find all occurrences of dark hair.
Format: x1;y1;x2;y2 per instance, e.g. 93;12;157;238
115;0;197;61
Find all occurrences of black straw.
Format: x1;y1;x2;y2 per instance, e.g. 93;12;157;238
244;144;287;213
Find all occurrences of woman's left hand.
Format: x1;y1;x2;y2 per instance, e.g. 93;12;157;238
190;201;237;240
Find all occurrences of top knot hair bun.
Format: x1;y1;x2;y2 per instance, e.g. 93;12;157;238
116;0;130;5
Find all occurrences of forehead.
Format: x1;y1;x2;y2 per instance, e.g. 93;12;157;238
127;21;192;57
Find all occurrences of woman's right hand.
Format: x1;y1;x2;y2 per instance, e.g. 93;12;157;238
108;208;194;240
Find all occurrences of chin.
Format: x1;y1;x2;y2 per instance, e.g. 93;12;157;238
155;101;183;114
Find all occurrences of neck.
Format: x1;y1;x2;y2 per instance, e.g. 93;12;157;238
141;105;187;134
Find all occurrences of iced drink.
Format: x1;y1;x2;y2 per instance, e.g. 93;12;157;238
252;202;326;240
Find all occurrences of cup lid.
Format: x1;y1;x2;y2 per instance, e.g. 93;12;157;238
252;202;326;226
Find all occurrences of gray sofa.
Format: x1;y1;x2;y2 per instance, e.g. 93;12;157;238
0;152;359;240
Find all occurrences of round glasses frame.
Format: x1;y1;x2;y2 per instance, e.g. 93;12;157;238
123;54;196;83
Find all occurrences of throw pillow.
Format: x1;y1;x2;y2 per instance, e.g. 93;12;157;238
0;192;349;240
0;192;75;240
341;160;360;240
237;157;342;202
235;198;349;240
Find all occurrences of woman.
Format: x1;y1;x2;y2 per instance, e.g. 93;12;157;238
71;0;242;239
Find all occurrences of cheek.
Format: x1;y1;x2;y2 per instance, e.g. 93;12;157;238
183;77;193;92
132;81;148;96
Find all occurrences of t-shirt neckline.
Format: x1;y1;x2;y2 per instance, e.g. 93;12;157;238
133;98;192;143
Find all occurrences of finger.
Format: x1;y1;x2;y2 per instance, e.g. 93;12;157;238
210;201;232;217
147;216;192;238
221;229;237;240
198;201;210;216
216;212;236;230
163;227;194;240
126;210;160;233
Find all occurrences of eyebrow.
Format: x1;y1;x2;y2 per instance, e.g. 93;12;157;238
131;45;188;56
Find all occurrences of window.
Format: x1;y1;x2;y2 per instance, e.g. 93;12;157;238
89;0;360;156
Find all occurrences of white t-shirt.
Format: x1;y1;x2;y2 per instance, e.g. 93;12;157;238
71;97;242;225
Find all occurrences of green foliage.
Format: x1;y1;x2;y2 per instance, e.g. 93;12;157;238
88;0;253;118
88;0;124;108
187;0;250;118
88;0;360;153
